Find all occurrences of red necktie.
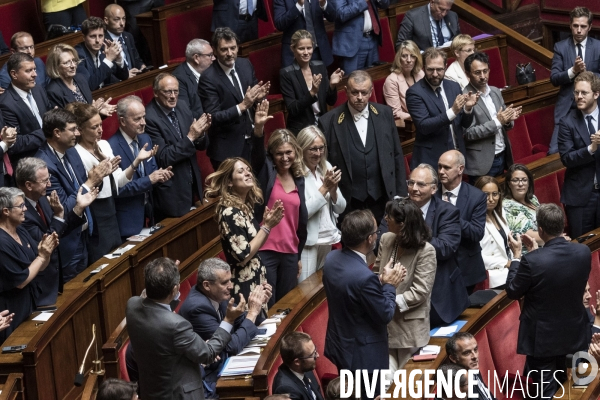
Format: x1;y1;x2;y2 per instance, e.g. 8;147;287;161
36;202;48;227
367;0;380;35
3;152;12;176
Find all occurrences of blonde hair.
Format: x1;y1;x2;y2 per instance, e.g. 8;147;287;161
267;129;306;178
450;34;475;56
296;125;328;174
290;30;314;48
391;40;422;75
204;157;263;216
46;44;80;80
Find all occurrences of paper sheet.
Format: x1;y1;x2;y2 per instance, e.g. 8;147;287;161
420;345;441;355
238;347;262;356
433;325;458;337
220;355;260;376
104;244;136;259
32;312;54;322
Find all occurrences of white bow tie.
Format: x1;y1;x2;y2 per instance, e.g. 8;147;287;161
353;109;369;122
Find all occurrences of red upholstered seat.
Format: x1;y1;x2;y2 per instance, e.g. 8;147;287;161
395;13;405;28
373;77;386;105
507;118;536;164
0;0;45;44
378;18;395;64
523;106;554;154
473;271;490;292
218;251;227;261
166;5;214;61
119;339;131;382
486;302;525;380
404;156;410;179
89;0;115;25
259;0;277;37
265;111;286;143
589;252;600;306
101;87;156;140
196;151;214;190
175;280;192;312
187;272;198;287
168;58;186;64
534;173;561;206
267;355;284;395
484;48;506;88
249;44;283;95
474;329;497;378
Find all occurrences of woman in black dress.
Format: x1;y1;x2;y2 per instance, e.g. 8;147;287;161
0;187;58;342
279;30;344;135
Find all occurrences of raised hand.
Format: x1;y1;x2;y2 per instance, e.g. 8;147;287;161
104;39;122;62
574;57;586;74
254;99;272;129
224;294;247;323
247;285;265;320
451;94;466;114
0;310;14;332
380;259;406;287
330;68;344;87
149;166;174;184
93;97;117;117
1;126;17;146
464;91;480;111
188;114;211;141
135;143;159;163
521;233;538;252
263;199;284;228
74;186;99;215
47;190;64;218
310;74;322;96
38;232;59;260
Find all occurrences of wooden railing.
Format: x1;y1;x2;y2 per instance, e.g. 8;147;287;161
0;373;24;400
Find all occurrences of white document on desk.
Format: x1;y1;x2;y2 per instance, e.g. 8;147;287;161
255;322;277;339
220;355;260;376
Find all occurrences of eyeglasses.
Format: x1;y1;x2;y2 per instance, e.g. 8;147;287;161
574;90;592;97
297;348;318;360
160;89;179;96
198;52;214;58
510;178;528;185
366;229;380;239
407;180;435;188
484;191;499;198
60;59;79;67
307;145;326;154
36;174;52;184
6;203;27;210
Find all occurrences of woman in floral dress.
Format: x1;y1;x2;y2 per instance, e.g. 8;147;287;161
205;156;284;302
502;164;542;254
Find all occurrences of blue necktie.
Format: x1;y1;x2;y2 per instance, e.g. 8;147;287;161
131;140;145;177
436;19;445;47
63;155;94;234
247;0;254;15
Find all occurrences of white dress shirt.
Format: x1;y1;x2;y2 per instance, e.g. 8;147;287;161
441;182;461;206
479;85;505;155
348;103;369;146
568;37;588;80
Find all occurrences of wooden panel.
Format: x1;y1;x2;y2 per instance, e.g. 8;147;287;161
0;373;24;400
541;0;600;15
50;321;78;399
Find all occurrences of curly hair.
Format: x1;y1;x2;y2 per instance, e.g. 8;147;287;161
204;157;264;216
267;129;306;178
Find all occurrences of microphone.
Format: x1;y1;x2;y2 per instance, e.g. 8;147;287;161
74;324;97;387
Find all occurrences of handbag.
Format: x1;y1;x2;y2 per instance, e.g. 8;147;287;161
516;63;536;85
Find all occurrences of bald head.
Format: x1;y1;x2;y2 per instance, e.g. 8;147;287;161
104;4;126;35
438;150;465;190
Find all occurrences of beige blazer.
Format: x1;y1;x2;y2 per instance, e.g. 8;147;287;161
382;69;425;120
375;232;437;349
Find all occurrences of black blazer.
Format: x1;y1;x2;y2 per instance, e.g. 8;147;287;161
75;42;129;91
145;99;208;219
172;62;204;119
395;4;460;50
318;102;408;203
506;237;591;357
436;182;487;287
280;60;337;135
46;74;93;109
211;0;267;33
199;58;258;162
425;196;470;325
273;364;324;400
0;84;49;166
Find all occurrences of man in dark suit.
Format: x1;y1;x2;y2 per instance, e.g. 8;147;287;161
0;32;49;90
172;39;214;119
273;331;324;400
0;30;9;55
0;125;17;188
396;0;460;51
273;0;335;67
506;204;591;399
199;28;268;170
558;72;600;238
127;257;244;400
145;73;210;221
331;0;388;74
0;53;50;170
446;333;496;400
35;108;115;282
16;157;92;306
179;258;269;394
437;150;487;293
108;96;174;240
550;7;600;155
407;164;469;328
104;4;146;78
406;47;477;170
318;70;406;224
211;0;267;43
463;52;520;181
323;209;405;399
75;17;129;91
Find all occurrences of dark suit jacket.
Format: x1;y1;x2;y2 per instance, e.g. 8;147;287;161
437;183;487;287
172;62;204;119
506;237;591;357
75;42;129;91
22;196;84;306
0;57;48;89
332;0;388;58
46;74;93;109
107;131;159;237
0;84;50;166
406;78;472;170
280;60;337;134
463;83;514;177
199;58;258;162
0;31;8;54
273;364;324;400
425;195;470;324
35;143;91;274
551;36;600;125
178;287;259;383
211;0;267;32
273;0;335;67
323;248;397;371
318;102;408;203
145;99;207;218
558;108;600;208
395;4;460;51
106;30;145;70
126;296;232;400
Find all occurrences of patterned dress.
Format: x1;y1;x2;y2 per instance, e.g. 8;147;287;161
502;195;540;254
218;206;267;300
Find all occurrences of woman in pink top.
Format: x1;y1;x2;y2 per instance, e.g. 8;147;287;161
251;100;308;307
382;40;424;128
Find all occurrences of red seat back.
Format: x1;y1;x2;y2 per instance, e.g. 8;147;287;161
473;329;497;385
373;77;386;105
175;280;192;312
378;17;395;64
267;355;284;394
0;0;45;44
507;118;533;163
249;44;283;95
534;173;561;206
102;87;156;140
196;151;214;190
119;340;131;382
166;5;214;61
523;105;554;151
486;302;525;379
590;252;600;307
265;111;286;143
259;0;277;37
484;48;506;88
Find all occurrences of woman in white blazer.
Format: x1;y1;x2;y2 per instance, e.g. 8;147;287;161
445;34;475;90
296;126;346;282
475;176;512;289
